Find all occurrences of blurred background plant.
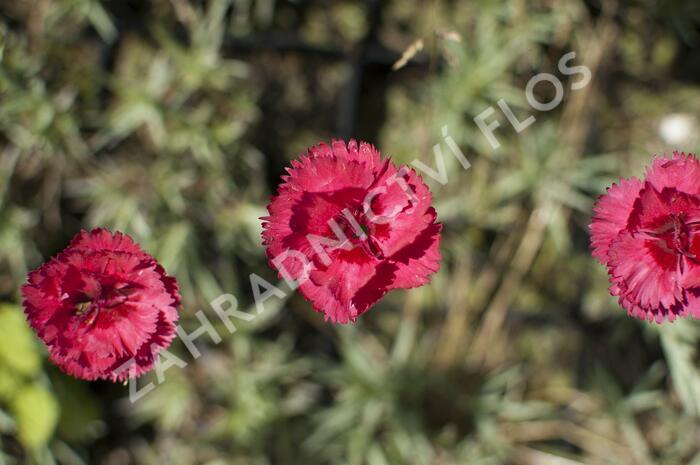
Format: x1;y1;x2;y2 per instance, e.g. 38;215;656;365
1;0;700;464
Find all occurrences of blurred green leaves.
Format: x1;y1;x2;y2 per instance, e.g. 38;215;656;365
11;384;58;451
659;320;700;417
0;0;700;464
0;305;58;452
0;305;40;378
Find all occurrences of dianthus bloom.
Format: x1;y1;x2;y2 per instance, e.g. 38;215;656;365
21;228;180;381
591;152;700;323
262;140;442;323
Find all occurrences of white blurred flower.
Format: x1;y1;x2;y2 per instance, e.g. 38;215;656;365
658;113;697;145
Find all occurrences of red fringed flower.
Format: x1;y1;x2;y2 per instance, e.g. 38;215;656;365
262;139;442;323
21;228;180;381
591;151;700;323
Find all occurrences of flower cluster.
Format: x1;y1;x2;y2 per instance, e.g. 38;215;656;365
21;229;180;381
20;142;698;385
262;139;442;323
591;152;700;322
21;139;442;382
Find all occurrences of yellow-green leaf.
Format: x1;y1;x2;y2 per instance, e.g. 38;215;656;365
0;304;41;377
11;384;59;450
0;365;22;402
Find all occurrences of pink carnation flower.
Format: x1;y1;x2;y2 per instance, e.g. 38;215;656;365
21;228;180;381
262;140;442;323
591;151;700;322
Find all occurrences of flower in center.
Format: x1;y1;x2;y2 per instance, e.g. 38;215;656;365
262;139;442;323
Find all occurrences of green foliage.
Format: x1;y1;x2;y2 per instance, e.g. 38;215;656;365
0;305;40;379
0;0;699;464
659;321;700;417
11;384;59;451
0;305;58;454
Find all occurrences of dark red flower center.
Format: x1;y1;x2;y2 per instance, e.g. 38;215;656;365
333;209;385;260
70;278;136;322
647;214;700;263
